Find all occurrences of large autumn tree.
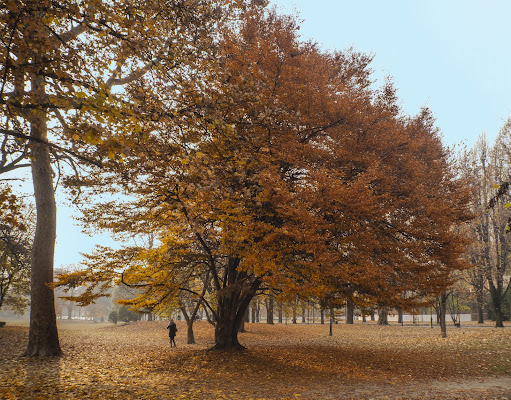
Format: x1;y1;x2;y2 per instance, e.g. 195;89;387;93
57;7;472;349
0;0;241;356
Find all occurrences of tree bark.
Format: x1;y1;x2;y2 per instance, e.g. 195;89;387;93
477;293;485;324
346;299;354;324
397;308;403;324
266;293;274;324
23;94;61;356
440;293;448;338
489;285;504;328
377;308;388;326
209;259;261;351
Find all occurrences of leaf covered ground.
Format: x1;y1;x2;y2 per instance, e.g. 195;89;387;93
1;320;510;399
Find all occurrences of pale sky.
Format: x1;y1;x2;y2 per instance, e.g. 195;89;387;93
271;0;511;148
18;1;511;268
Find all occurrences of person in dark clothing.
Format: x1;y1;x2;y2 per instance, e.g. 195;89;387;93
166;319;177;348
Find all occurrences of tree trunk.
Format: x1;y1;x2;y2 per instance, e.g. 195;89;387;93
489;286;504;328
209;262;261;351
187;320;195;344
251;303;256;323
440;293;448;338
239;307;249;333
397;308;403;324
23;102;61;357
266;294;274;324
377;308;388;326
212;290;253;351
346;298;354;324
320;308;324;324
278;302;283;323
477;299;484;324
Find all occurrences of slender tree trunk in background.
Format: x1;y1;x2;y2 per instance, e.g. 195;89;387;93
292;305;297;324
397;308;403;324
278;302;283;323
440;293;448;338
329;307;334;336
301;304;306;323
477;292;485;324
377;308;388;326
346;299;354;324
320;308;325;324
255;301;260;323
251;302;256;323
23;89;61;356
370;308;375;321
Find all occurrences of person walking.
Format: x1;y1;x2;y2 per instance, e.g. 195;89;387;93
166;319;178;348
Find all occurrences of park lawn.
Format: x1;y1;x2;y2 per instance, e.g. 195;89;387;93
1;320;510;399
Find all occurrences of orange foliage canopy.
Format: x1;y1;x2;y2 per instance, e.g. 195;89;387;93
57;6;472;349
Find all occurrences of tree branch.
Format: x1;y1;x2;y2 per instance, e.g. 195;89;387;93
1;129;102;167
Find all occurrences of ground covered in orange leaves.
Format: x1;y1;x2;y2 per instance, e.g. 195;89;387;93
1;320;510;399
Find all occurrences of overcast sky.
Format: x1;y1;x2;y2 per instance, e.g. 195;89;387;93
46;1;511;268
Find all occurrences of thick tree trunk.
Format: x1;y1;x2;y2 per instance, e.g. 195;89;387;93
346;299;354;324
209;261;261;351
266;294;274;324
377;308;388;326
490;286;504;328
23;104;61;357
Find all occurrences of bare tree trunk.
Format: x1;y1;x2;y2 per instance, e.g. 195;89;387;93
477;293;485;324
23;97;61;357
440;293;448;338
251;301;256;323
377;308;389;326
489;285;505;328
346;298;354;324
278;302;283;323
266;293;274;325
397;308;403;324
320;308;325;324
